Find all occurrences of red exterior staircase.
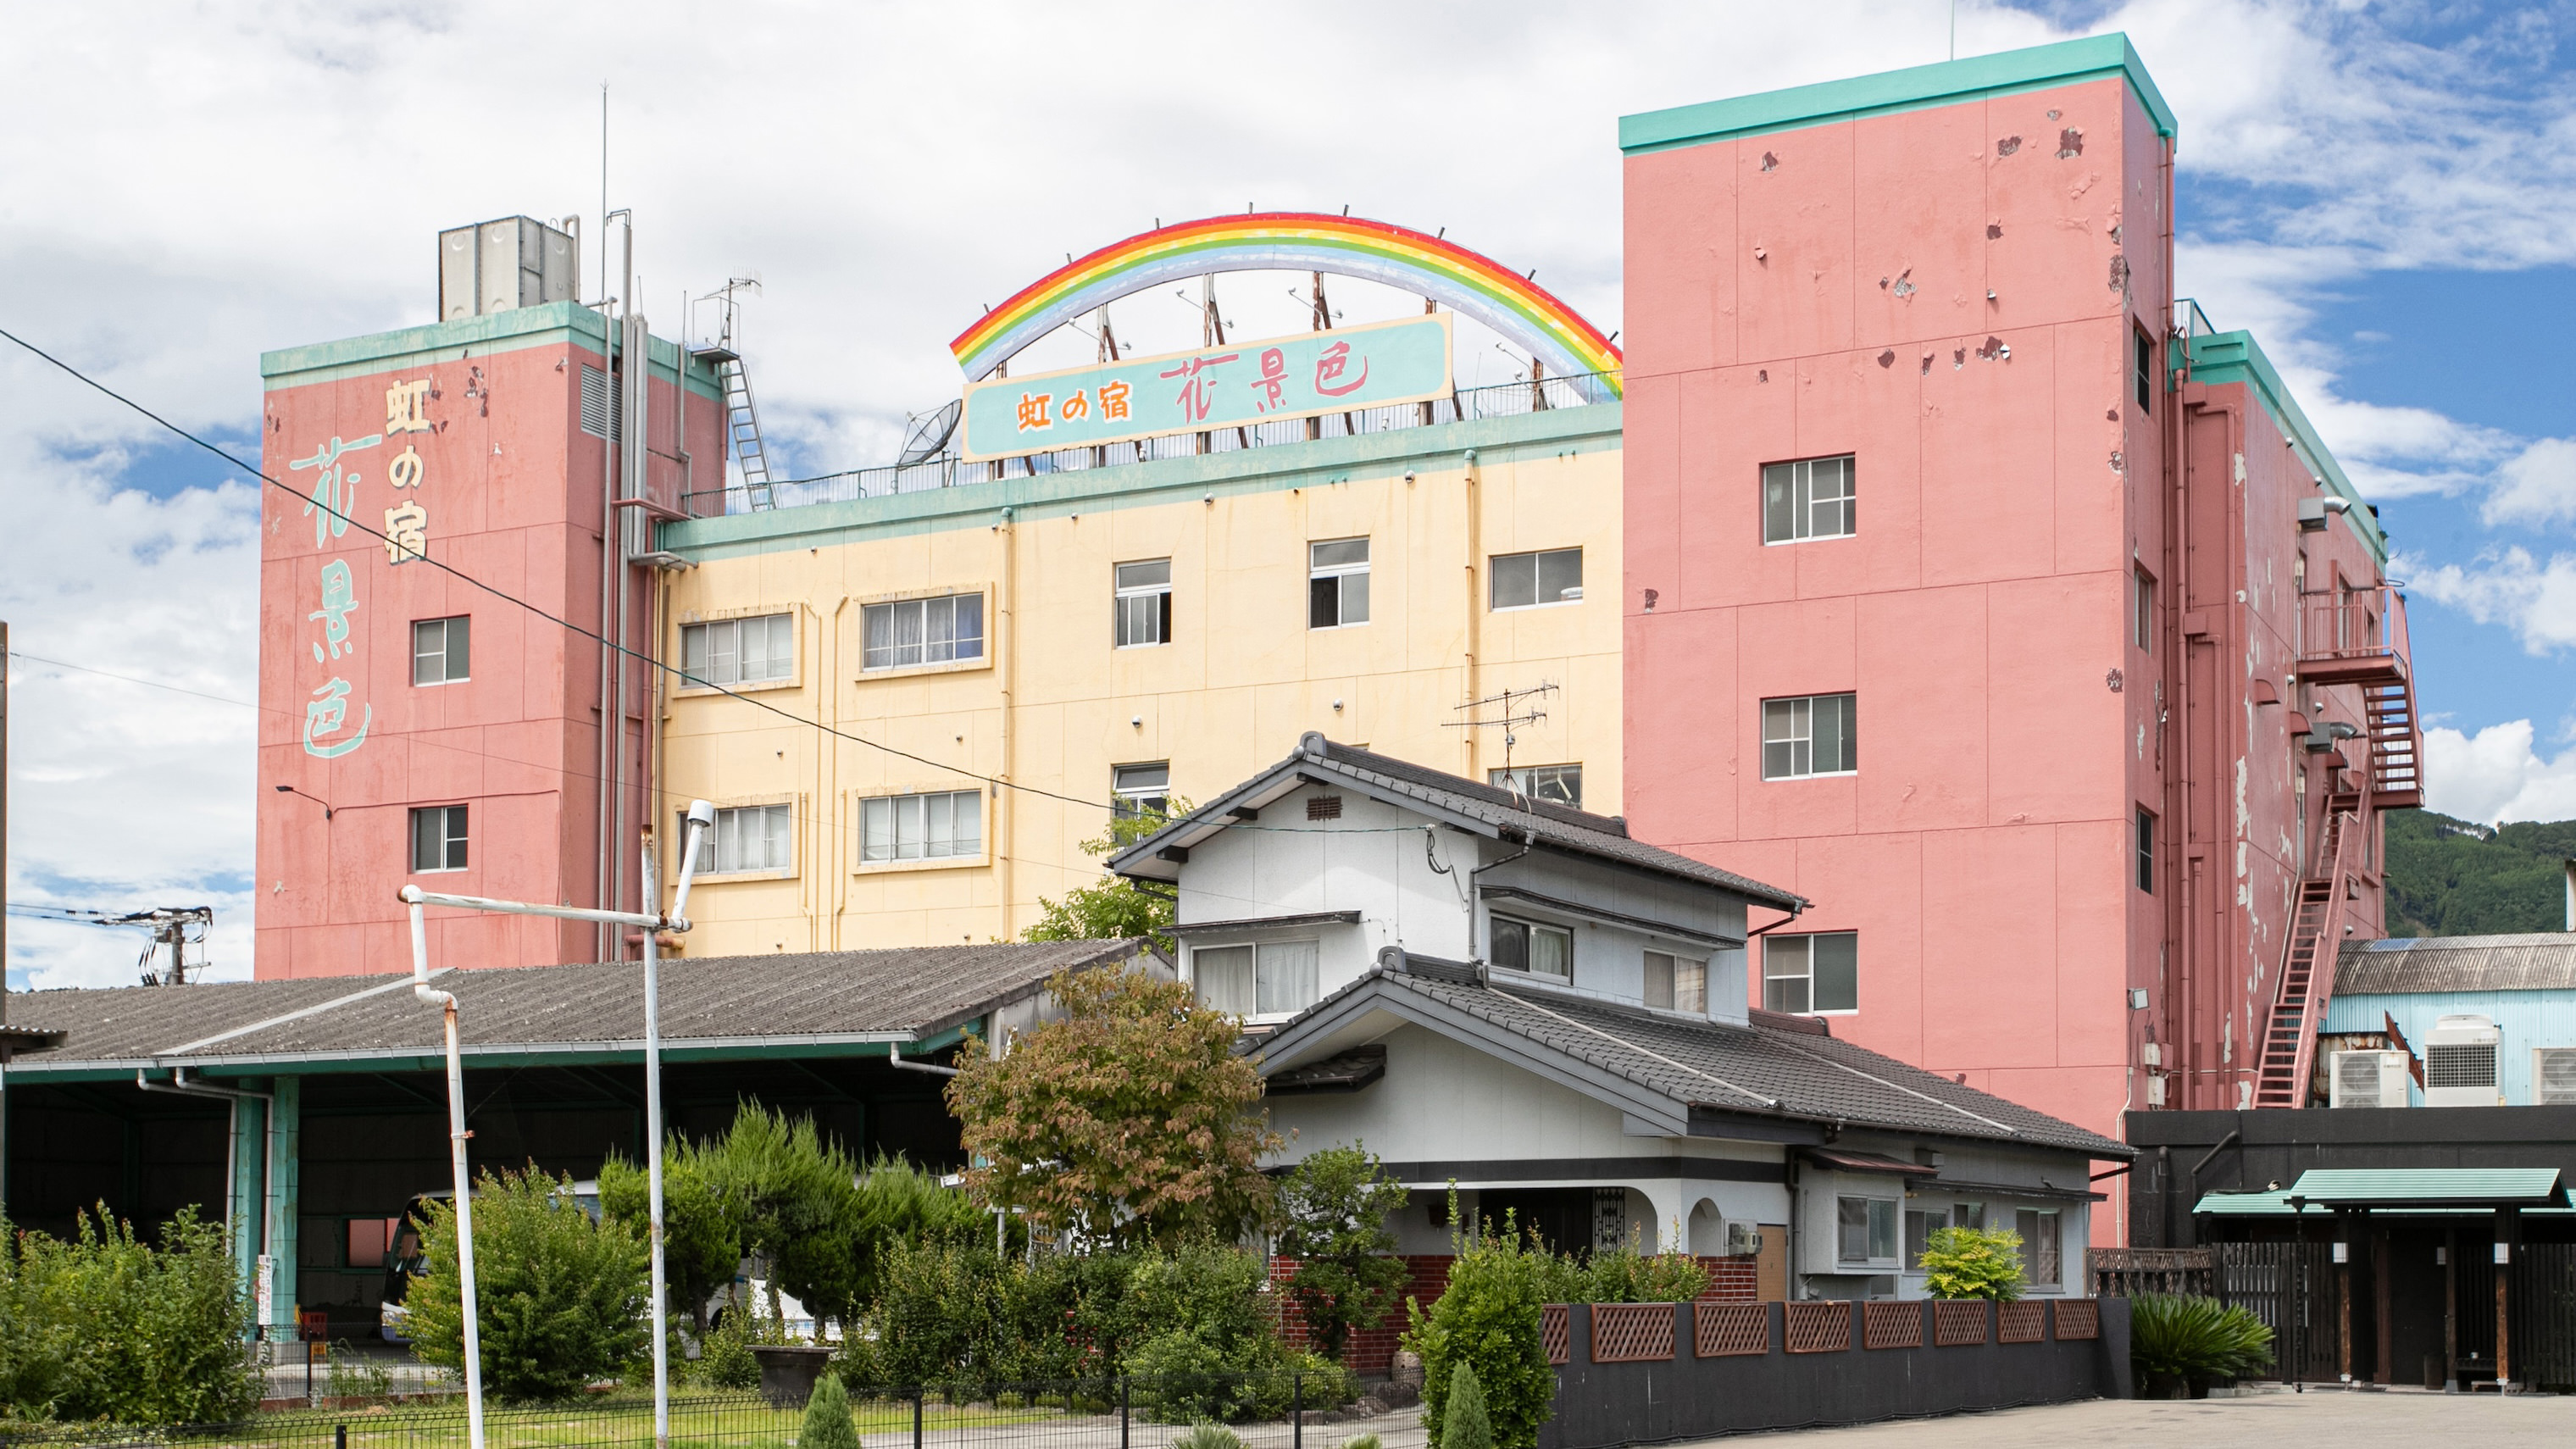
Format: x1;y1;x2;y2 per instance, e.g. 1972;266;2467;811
2250;798;2359;1109
2364;681;2423;808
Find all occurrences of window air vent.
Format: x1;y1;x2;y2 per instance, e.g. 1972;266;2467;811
1307;795;1342;821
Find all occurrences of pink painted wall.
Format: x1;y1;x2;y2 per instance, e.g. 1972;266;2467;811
1624;64;2405;1222
256;319;722;978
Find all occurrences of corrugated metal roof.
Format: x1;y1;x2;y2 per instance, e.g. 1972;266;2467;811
2335;935;2576;995
2285;1168;2568;1208
6;940;1145;1074
1264;965;2129;1158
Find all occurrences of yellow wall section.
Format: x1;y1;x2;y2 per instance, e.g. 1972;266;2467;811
660;443;1623;955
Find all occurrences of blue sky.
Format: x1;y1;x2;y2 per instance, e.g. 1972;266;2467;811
3;0;2573;988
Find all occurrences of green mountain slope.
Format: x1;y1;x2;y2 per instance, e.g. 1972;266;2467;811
2384;808;2576;937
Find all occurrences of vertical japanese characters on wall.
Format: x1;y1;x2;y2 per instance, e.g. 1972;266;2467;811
288;375;436;759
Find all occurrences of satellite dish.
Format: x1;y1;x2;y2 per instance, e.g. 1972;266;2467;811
897;399;962;466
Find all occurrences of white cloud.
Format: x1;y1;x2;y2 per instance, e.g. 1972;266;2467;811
2401;547;2576;655
2425;719;2576;826
2481;436;2576;529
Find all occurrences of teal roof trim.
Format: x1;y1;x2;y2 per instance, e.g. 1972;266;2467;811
1619;34;2176;155
2180;330;2388;563
2194;1187;2575;1217
660;402;1622;560
2287;1167;2567;1208
260;301;723;402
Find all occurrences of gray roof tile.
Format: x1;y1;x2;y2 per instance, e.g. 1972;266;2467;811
2335;935;2576;995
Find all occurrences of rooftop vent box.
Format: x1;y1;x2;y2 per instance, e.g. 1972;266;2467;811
2423;1013;2502;1108
439;216;579;321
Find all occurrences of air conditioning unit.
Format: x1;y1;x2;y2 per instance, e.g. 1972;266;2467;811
2423;1014;2503;1108
2329;1050;2412;1108
2536;1047;2576;1106
1724;1220;1760;1257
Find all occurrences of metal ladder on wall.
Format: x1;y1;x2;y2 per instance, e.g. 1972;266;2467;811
718;357;774;510
2250;797;2359;1108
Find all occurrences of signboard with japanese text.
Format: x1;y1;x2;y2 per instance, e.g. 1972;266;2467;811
959;311;1452;462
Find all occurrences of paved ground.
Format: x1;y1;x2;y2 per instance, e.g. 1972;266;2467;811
1680;1388;2573;1446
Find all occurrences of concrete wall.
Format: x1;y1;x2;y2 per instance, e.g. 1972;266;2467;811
256;304;727;977
655;408;1623;954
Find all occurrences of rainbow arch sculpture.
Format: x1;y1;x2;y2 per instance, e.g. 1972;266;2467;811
949;212;1621;394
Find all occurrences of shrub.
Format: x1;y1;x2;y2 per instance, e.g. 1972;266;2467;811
0;1205;259;1424
1402;1202;1555;1449
1579;1240;1708;1304
2129;1293;2275;1385
1172;1426;1243;1449
1441;1362;1494;1449
1277;1145;1413;1363
693;1308;759;1390
801;1372;861;1449
405;1164;652;1401
1344;1436;1384;1449
1917;1225;2024;1302
868;1238;1013;1390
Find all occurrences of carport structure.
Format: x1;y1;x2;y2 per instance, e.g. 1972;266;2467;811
1;939;1148;1340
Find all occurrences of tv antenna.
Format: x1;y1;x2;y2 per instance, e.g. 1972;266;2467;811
1443;682;1557;792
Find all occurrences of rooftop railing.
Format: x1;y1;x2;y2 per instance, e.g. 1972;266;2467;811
680;369;1621;519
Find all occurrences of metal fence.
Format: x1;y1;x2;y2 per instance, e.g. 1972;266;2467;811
2508;1242;2576;1390
680;371;1621;518
0;1376;1426;1449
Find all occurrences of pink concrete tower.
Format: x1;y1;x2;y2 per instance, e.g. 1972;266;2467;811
256;219;728;977
1618;36;2416;1178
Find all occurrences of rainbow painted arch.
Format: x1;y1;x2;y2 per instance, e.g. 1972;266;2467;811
949;212;1621;394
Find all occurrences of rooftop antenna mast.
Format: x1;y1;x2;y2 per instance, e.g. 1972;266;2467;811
1443;682;1557;797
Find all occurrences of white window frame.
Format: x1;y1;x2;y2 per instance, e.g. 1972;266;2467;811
1189;938;1322;1021
860;594;986;673
695;802;795;876
1490;547;1584;611
2014;1208;2063;1288
1112;762;1170;819
1489;913;1572;980
1114;559;1173;649
857;789;985;865
1762;692;1857;780
1835;1194;1900;1268
1490;763;1582;809
1642;950;1707;1013
680;613;796;688
1308;538;1371;629
408;804;468;874
1763;931;1857;1015
412;616;469;686
1762;455;1856;544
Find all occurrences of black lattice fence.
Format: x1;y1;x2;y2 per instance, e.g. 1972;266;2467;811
2213;1242;2339;1383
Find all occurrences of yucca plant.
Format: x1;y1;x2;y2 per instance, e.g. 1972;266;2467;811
1173;1425;1244;1449
2129;1293;2275;1390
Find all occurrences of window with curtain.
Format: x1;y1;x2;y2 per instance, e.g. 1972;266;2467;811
2015;1209;2062;1286
681;613;794;686
1643;951;1707;1013
862;594;985;670
1491;914;1571;979
1191;940;1320;1018
858;790;982;863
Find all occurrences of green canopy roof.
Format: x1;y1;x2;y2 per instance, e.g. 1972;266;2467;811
2194;1169;2568;1215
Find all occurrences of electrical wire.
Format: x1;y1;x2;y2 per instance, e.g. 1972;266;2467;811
0;325;1440;840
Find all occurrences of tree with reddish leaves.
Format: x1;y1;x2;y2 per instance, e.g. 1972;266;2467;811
947;966;1280;1249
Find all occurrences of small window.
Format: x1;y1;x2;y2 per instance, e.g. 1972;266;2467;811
1112;763;1170;819
1762;693;1857;779
1192;940;1321;1018
1490;764;1582;809
1952;1202;1987;1232
1904;1206;1951;1270
1491;547;1583;610
2015;1209;2062;1286
2134;567;2155;652
859;789;982;863
2136;807;2156;893
1308;538;1371;629
682;613;794;686
1491;914;1571;979
2135;327;2155;414
1763;931;1857;1014
1761;455;1856;544
702;803;792;874
409;805;468;873
412;616;470;686
1836;1196;1898;1265
1114;559;1173;648
1643;951;1707;1013
862;595;985;671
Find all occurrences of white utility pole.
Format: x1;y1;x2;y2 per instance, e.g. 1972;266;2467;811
400;799;713;1449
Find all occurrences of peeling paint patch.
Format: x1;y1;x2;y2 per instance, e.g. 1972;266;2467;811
2235;757;2251;839
1996;135;2023;157
2057;127;2085;158
2106;408;2119;423
1986;223;2002;240
1975;336;2004;360
1757;369;1768;383
1918;354;1933;376
2108;223;2124;245
2107;254;2130;292
1760;150;1779;173
1890;269;1915;298
2047;109;2061;120
2137;724;2146;759
2110;450;2124;473
1951;347;1966;370
1877;349;1896;369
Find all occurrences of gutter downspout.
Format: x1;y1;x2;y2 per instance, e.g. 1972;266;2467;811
889;1042;961;1077
596;210;631;960
1461;449;1481;780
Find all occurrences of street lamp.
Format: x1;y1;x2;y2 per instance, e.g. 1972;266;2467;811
399;800;713;1449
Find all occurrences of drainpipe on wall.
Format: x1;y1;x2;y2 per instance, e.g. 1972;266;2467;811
1461;449;1480;780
